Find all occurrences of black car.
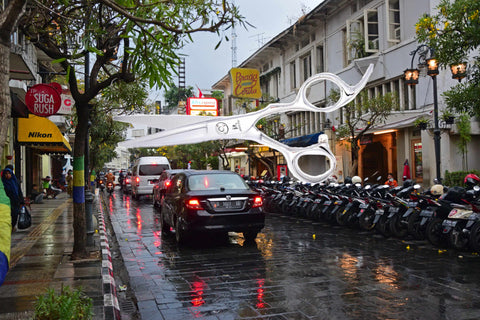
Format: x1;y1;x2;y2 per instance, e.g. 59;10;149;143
152;169;184;209
160;170;264;244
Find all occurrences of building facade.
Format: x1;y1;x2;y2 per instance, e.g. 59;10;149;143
212;0;480;185
3;23;72;196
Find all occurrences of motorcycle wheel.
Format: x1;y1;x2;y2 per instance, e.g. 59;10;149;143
336;209;349;226
448;225;469;250
469;222;480;252
281;202;290;215
375;215;392;238
407;211;425;240
389;213;409;238
358;210;376;231
426;218;446;247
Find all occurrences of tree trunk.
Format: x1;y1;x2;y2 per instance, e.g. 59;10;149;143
0;42;10;158
71;103;89;259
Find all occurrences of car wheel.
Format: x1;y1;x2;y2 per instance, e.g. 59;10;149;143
243;230;258;242
175;217;188;245
159;211;170;234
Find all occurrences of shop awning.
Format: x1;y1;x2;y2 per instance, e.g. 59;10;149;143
17;115;72;154
280;132;323;147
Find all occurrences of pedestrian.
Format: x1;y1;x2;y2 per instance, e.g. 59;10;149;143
66;170;73;197
29;184;44;204
1;167;25;232
384;172;398;188
0;180;11;286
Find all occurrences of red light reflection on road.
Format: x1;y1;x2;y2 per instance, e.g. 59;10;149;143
256;278;265;309
153;230;162;250
108;196;114;212
190;280;206;307
135;208;142;233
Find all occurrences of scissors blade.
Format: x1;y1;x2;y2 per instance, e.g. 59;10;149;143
118;124;212;148
113;114;222;130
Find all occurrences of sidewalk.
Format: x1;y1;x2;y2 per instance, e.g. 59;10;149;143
0;192;104;319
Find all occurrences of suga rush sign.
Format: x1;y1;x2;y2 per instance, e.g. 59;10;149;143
230;68;262;99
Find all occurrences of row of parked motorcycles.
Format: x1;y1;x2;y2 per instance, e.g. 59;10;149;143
250;174;480;252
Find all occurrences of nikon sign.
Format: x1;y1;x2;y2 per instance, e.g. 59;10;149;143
25;84;62;117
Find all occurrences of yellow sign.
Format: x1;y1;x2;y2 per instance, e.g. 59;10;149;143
230;68;261;99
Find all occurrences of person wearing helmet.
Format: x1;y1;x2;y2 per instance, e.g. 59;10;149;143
106;170;115;185
344;176;352;184
352;176;362;185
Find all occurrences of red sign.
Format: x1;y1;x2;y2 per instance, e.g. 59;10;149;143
25;84;62;117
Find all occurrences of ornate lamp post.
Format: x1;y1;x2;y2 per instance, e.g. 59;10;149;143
404;45;441;182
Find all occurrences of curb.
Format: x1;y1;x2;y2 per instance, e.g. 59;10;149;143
98;208;121;320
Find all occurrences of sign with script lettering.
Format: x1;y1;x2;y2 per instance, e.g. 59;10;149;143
229;68;261;99
25;84;62;117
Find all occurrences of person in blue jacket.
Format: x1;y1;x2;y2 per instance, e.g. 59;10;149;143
1;166;24;231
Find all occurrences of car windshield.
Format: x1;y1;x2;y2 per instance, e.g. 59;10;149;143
139;164;170;176
188;173;249;191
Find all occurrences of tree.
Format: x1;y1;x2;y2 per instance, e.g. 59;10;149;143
415;0;480;117
164;85;195;112
331;90;398;175
15;0;244;259
85;81;151;170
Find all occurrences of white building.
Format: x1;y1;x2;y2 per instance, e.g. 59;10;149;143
212;0;480;185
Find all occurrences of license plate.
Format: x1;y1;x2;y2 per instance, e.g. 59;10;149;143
149;180;155;184
408;202;418;207
389;207;399;214
375;209;384;216
211;200;244;209
420;210;434;217
443;220;457;227
324;201;331;206
359;203;368;209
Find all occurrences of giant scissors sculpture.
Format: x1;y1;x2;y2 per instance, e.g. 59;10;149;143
115;64;374;184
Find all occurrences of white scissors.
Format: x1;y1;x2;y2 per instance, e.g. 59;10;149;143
115;64;374;183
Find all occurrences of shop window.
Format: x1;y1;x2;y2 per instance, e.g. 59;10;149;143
412;140;423;181
316;45;324;73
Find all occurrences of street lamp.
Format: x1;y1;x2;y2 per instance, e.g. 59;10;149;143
450;62;467;82
403;45;441;182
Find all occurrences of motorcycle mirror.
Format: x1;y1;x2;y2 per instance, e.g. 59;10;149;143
365;185;371;190
377;176;382;181
355;183;361;188
474;185;480;192
414;184;422;190
364;177;369;182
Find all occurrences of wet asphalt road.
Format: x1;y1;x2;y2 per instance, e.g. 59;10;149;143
105;189;480;320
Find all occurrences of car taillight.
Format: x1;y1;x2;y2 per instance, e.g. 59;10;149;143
135;176;140;186
126;178;130;184
186;199;203;210
252;196;263;208
165;180;171;187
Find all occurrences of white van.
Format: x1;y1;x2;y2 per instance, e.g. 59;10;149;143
131;156;171;199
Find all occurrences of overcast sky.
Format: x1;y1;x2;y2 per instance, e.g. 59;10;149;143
149;0;325;103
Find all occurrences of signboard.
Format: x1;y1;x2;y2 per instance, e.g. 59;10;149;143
360;134;373;145
186;98;218;116
57;94;74;115
230;68;261;99
25;84;62;117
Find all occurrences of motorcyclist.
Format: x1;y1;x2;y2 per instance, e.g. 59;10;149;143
106;170;115;185
118;170;125;188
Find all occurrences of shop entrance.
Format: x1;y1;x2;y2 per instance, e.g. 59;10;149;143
362;141;388;181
